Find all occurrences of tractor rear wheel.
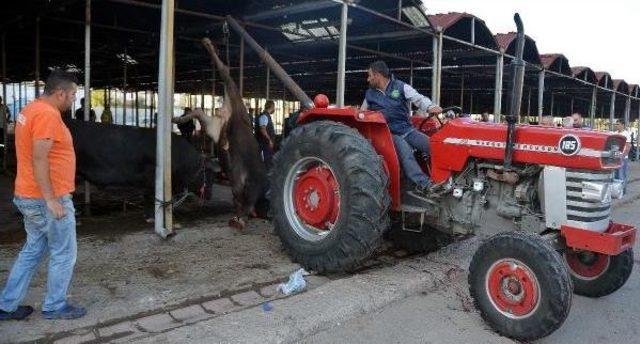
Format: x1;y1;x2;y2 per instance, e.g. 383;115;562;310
564;249;633;297
270;121;390;273
468;232;572;341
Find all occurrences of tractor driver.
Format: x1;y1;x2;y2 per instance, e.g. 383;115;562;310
361;60;443;198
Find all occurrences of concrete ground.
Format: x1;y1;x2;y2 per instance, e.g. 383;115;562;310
1;165;639;343
135;164;640;344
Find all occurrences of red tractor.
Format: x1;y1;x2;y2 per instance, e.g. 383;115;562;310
268;16;636;341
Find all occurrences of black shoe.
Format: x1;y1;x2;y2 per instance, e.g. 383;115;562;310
42;304;87;320
0;306;34;321
408;183;435;201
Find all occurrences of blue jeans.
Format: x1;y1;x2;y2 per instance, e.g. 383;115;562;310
392;129;431;187
615;158;629;193
0;195;77;312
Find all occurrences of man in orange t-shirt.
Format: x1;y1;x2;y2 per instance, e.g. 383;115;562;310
0;70;86;321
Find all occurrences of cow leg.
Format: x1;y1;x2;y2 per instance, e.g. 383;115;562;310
228;192;246;231
228;163;249;231
143;193;155;223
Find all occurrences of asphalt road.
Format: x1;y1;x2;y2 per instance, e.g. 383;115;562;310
305;173;640;344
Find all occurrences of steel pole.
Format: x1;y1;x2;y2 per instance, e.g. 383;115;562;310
590;86;597;128
2;33;7;172
609;92;616;131
436;31;443;105
155;0;175;238
624;96;630;126
431;30;443;104
459;75;464;110
569;98;574;114
123;48;127;125
493;53;503;120
266;64;270;100
336;1;348;107
409;61;414;86
35;17;41;97
226;16;313;108
135;91;139;126
239;35;244;96
537;69;544;123
637;98;640;161
83;0;92;214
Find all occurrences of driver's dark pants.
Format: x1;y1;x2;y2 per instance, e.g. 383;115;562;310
392;129;430;188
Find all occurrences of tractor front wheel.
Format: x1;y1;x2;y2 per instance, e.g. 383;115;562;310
270;121;390;273
565;249;633;297
468;232;572;341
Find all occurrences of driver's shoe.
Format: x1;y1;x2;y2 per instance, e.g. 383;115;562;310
408;182;438;200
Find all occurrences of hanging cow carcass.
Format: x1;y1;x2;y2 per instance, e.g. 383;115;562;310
174;38;268;230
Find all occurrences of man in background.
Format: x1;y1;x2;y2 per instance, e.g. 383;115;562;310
177;107;196;143
571;113;589;129
0;96;11;162
74;98;96;122
614;120;631;193
255;100;276;169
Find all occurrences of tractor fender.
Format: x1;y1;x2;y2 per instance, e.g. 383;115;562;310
296;107;402;210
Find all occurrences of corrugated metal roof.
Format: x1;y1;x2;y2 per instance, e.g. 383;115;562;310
571;66;597;83
612;79;629;93
494;32;541;65
540;54;571;75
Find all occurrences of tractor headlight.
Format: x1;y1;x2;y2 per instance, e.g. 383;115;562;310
582;181;611;203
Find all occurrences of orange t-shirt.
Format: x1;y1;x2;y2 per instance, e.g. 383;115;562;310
14;99;76;198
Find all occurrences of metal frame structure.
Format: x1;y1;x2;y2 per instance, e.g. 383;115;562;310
1;0;639;231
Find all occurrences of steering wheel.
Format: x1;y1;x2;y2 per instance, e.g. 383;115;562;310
418;106;463;135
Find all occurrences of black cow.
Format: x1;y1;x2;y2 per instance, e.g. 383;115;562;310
65;120;216;220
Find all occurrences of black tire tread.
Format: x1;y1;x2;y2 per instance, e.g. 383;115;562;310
570;249;634;298
270;121;390;273
468;232;573;341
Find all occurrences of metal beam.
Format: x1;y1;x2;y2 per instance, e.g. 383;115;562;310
537;69;544;122
637;95;640;161
35;17;41;97
239;35;244;96
266;62;270;100
336;1;348;107
155;0;174;238
459;75;464;110
624;95;631;126
470;17;475;45
609;92;616;131
83;0;92;214
1;33;6;172
493;53;503;119
244;0;337;21
589;86;596;128
123;48;127;125
431;30;443;104
226;16;313;108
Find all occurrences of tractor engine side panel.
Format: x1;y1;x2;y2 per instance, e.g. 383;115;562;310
428;118;625;183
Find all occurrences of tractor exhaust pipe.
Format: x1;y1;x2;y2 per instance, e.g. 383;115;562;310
504;13;526;170
226;16;315;109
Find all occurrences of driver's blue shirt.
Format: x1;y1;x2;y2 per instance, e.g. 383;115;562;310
362;77;434;136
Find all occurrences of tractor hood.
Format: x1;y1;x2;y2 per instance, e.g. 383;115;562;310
430;118;626;174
